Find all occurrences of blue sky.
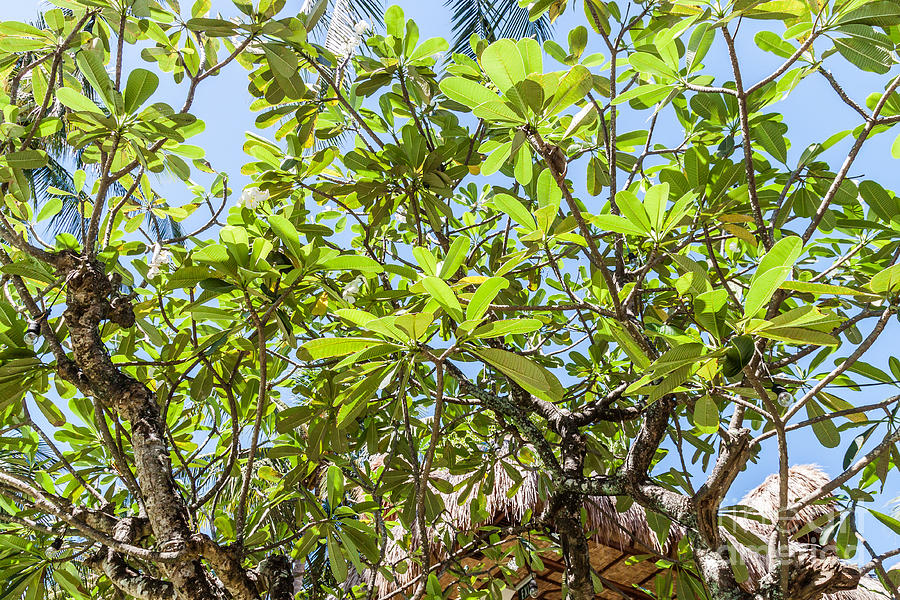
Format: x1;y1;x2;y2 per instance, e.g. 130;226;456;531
6;0;900;565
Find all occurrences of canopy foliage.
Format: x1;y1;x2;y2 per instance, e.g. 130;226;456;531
0;0;900;599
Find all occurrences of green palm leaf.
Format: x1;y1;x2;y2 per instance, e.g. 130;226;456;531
445;0;554;56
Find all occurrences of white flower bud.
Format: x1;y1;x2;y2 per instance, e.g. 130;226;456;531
341;275;366;303
147;243;172;279
239;188;269;210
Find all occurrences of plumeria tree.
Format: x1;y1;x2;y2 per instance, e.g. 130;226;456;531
1;0;900;599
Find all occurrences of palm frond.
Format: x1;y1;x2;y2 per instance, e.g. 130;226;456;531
445;0;553;57
21;10;181;244
26;154;89;240
323;0;359;59
347;0;384;24
302;0;383;37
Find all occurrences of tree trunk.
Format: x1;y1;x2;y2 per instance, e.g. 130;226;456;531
61;257;219;600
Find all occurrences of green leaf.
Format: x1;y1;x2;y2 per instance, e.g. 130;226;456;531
480;39;526;93
584;0;610;34
755;326;838;346
890;356;900;381
298;338;383;360
327;533;348;582
627;342;706;393
742;0;806;19
166;266;211;289
75;50;116;111
869;264;900;294
439;236;471;279
4;151;47;170
326;465;344;508
611;83;670;105
192;0;212;17
36;197;63;222
491;193;535;230
473;347;564;403
481;141;512;175
56;87;102;114
629;52;675;78
267;215;305;261
745;266;792;319
322;255;384;273
439;77;498;108
806;400;841;449
754;31;795;58
868;509;900;536
673;255;713;297
513;142;533;185
586;155;607;196
544;65;592;115
592;214;648;236
33;116;62;138
643;183;669;231
686;22;714;71
838;0;900;26
466;277;509;322
726;538;750;583
123;68;159;114
263;43;306;99
608;324;651;369
614;190;652;234
411;247;437;277
472;101;525;123
693;395;719;434
723;336;754;378
35;395;65;427
53;564;88;600
264;43;297;79
779;280;877;298
0;37;48;52
186;17;239;36
754;120;788;163
384;4;404;38
421;276;463;321
833;36;893;74
517;38;542;75
755;237;804;280
834;515;857;559
859;179;900;223
408;37;449;63
564;103;597;139
744;237;803;318
471;318;542;339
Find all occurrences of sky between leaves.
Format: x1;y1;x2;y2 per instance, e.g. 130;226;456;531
4;0;900;561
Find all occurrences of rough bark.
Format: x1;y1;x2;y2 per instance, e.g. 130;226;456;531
753;547;861;600
59;256;218;600
694;427;752;549
553;419;594;600
86;518;175;600
254;554;295;600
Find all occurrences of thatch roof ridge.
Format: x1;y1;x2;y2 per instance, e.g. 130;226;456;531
371;461;678;597
365;460;886;600
738;464;838;534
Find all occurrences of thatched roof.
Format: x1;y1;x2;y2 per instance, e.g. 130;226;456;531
366;463;888;600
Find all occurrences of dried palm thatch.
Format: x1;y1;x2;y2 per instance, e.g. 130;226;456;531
366;462;887;600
